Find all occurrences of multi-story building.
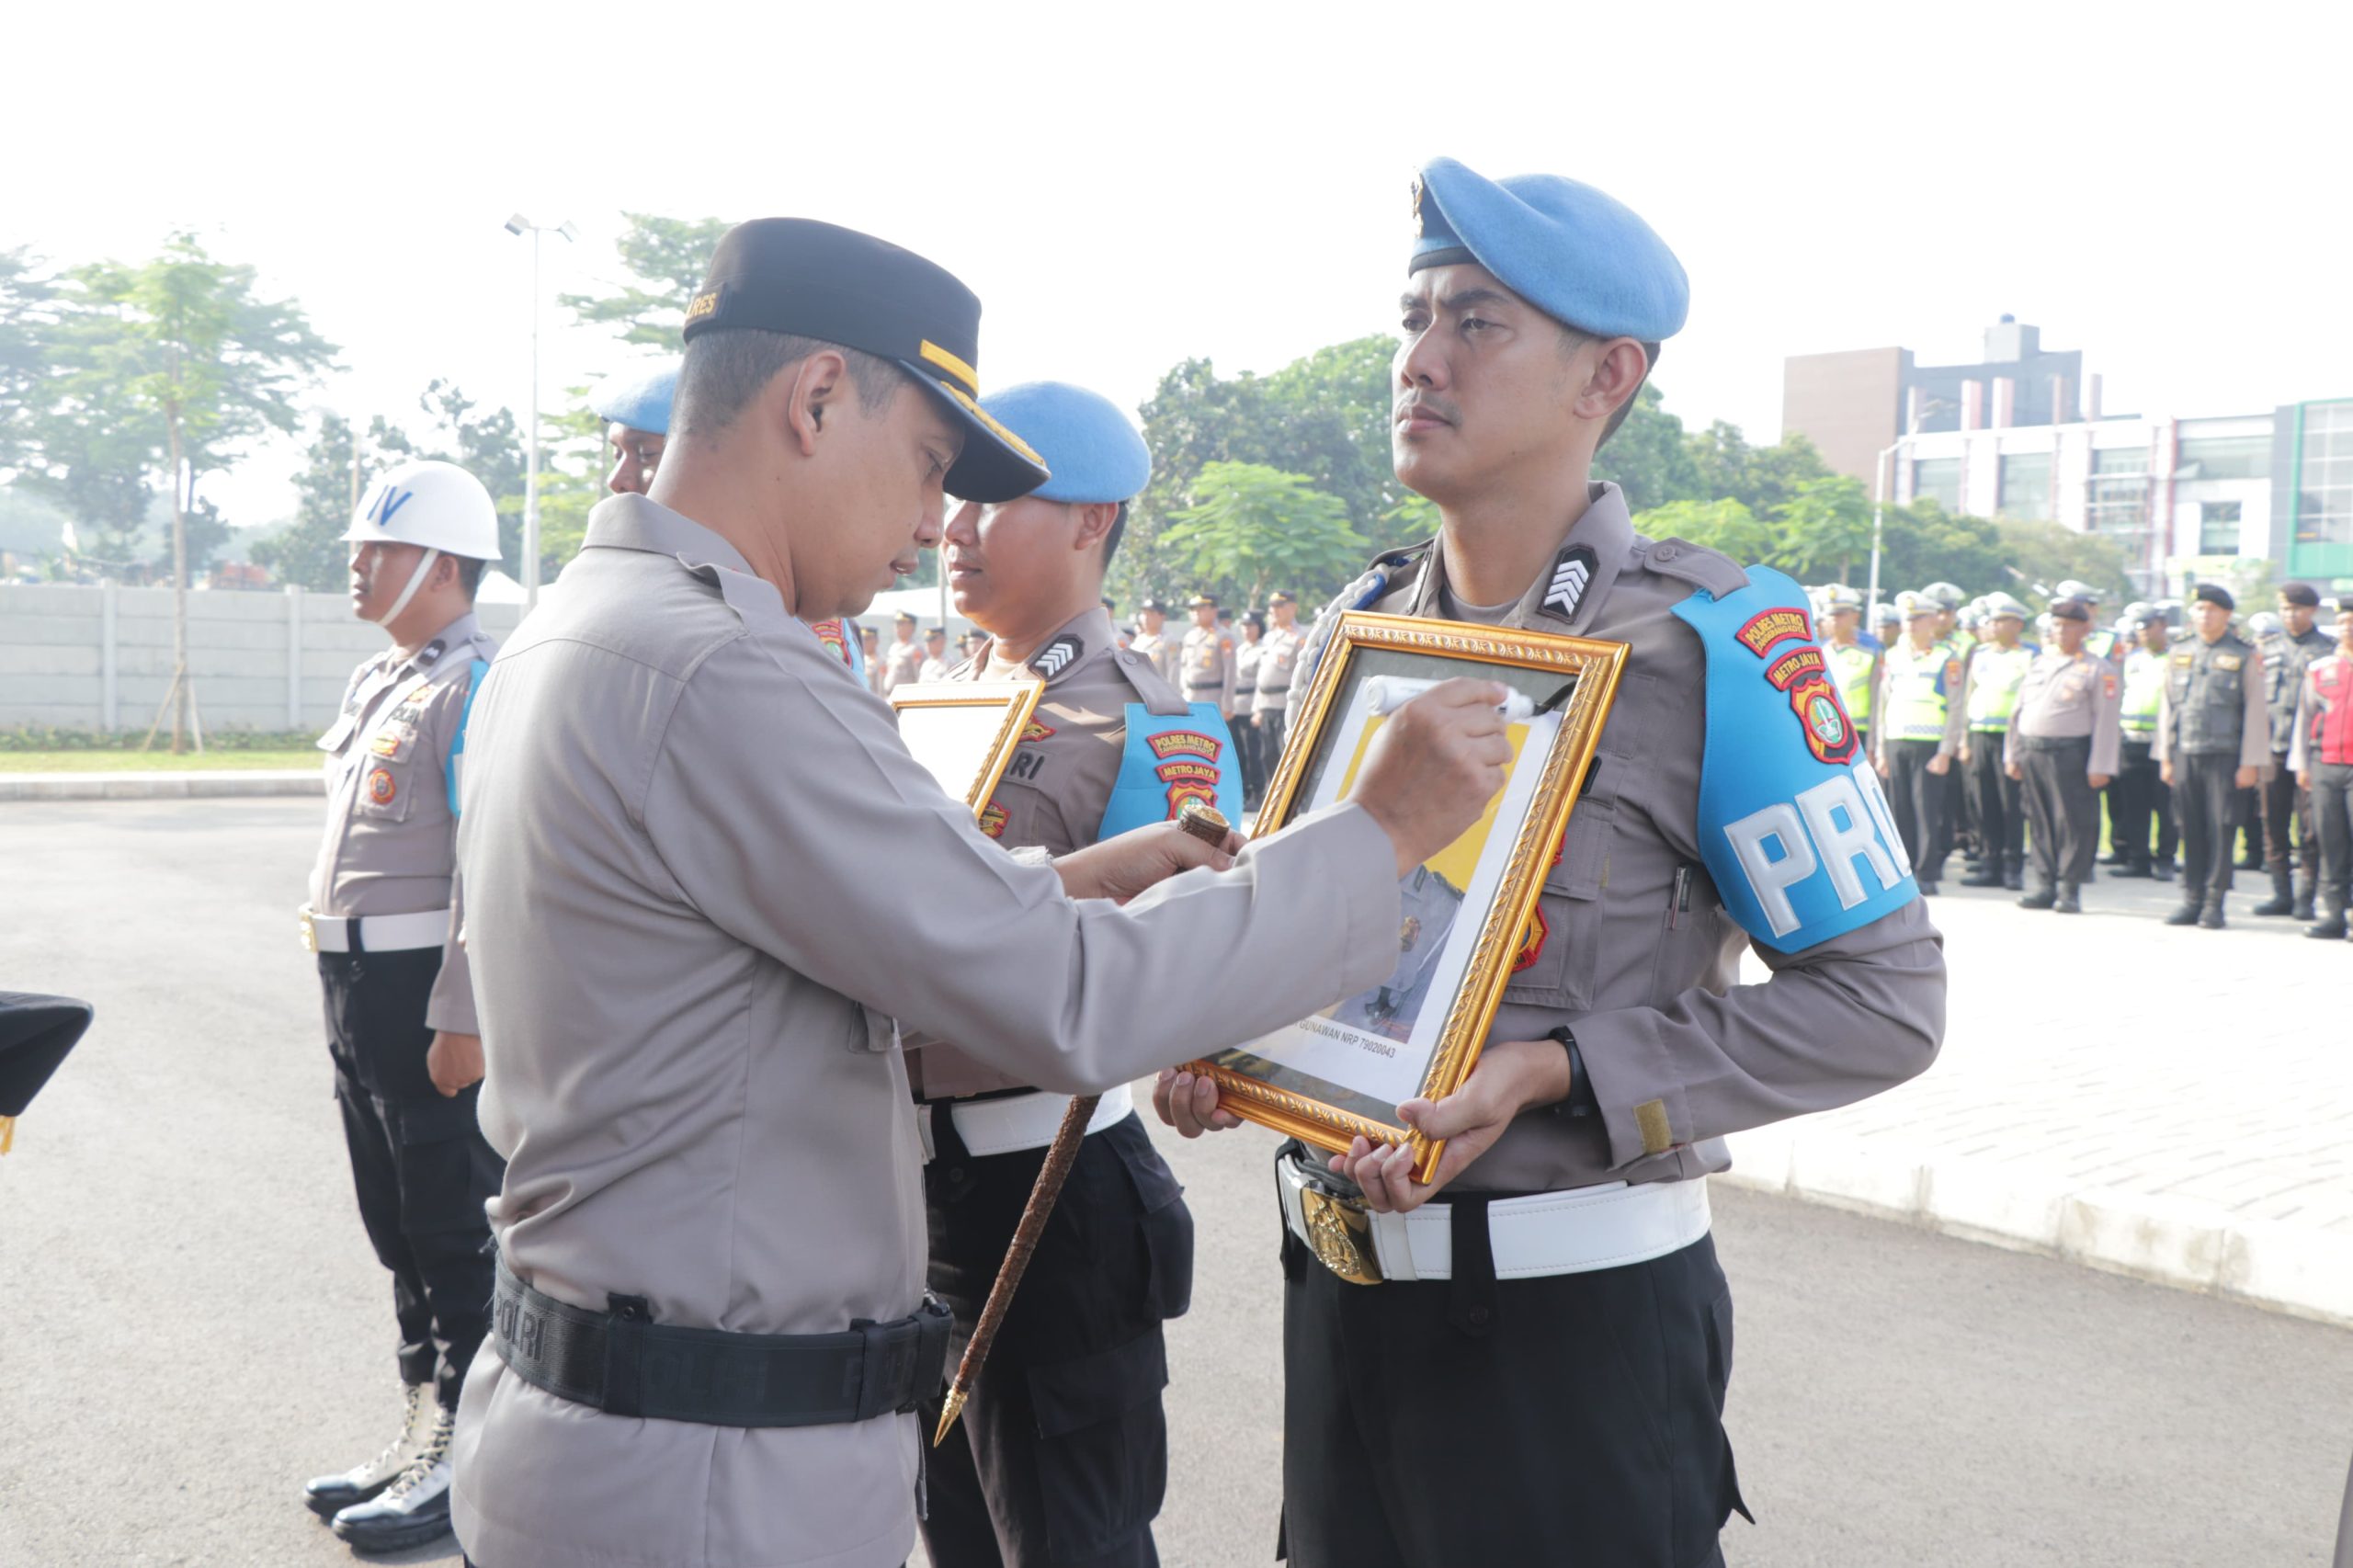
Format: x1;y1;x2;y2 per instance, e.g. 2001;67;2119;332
1784;320;2352;597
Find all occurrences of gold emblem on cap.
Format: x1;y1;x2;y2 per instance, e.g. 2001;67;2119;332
1176;796;1229;846
1409;174;1425;237
687;290;718;320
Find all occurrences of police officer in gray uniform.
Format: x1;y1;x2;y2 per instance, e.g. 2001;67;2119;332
298;459;506;1553
920;380;1219;1568
2005;597;2120;913
1162;158;1945;1568
446;218;1507;1568
2254;582;2335;918
2156;583;2271;928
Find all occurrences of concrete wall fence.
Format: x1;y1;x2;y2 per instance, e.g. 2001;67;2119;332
0;584;525;733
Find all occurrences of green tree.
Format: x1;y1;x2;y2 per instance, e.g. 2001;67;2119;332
0;248;55;475
1632;497;1775;564
251;411;359;592
1593;382;1700;511
1771;473;1874;582
1875;499;2007;596
1993;517;2133;602
1159;462;1365;608
560;214;729;347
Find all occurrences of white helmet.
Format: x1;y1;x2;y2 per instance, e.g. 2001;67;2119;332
342;460;502;561
342;460;502;625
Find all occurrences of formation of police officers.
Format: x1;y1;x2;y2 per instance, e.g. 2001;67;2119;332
291;159;1969;1568
1816;575;2353;932
861;592;1305;809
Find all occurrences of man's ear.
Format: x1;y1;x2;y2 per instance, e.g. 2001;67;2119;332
1071;501;1118;554
780;348;851;454
1576;338;1649;426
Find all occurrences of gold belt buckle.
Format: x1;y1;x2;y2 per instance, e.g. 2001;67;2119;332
299;910;318;954
1299;1184;1384;1286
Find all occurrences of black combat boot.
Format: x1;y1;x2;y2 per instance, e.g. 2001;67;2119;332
2308;902;2348;939
1961;865;2005;888
2252;867;2294;916
2004;855;2026;891
2114;858;2153;880
2165;902;2201;926
304;1382;431;1520
2292;871;2316;922
2017;885;2057;911
2199;899;2227;929
2054;883;2082;914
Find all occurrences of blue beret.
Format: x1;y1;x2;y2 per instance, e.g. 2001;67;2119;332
980;381;1150;505
589;358;680;436
1410;157;1688;343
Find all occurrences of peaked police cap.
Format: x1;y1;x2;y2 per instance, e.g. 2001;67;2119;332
683;218;1049;503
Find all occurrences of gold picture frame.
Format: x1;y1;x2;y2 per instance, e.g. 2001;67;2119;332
1185;612;1626;1182
890;679;1046;814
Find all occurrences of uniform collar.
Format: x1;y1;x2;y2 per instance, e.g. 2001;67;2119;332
962;606;1115;687
584;492;789;627
385;610;486;682
1407;481;1634;634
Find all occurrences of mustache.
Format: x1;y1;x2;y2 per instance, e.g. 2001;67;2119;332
1393;393;1459;426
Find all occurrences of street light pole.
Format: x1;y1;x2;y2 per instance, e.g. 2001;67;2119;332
505;214;577;609
1867;437;1904;623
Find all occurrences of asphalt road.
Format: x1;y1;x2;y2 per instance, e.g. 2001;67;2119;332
3;799;2348;1567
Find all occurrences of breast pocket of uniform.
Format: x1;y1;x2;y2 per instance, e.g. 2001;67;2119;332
352;753;417;824
1502;800;1615;1012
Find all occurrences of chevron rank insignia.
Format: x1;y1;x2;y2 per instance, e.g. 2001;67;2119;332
1030;635;1082;680
1543;545;1597;620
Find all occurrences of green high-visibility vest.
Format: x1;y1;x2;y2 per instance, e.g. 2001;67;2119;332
2121;646;2167;734
1965;644;2034;728
1882;641;1959;742
1826;642;1875;726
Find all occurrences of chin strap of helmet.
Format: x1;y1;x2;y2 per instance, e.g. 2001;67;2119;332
371;547;443;627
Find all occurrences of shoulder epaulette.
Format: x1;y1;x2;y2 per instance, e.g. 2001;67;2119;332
1641;536;1750;598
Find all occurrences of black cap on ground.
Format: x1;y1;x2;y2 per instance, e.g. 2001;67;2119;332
0;994;95;1118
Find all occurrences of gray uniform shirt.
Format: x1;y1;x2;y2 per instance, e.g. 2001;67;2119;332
448;495;1403;1568
1294;483;1946;1194
1254;622;1304;714
2005;647;2123;777
1128;627;1176;685
1178;621;1237;710
309;611;495;1035
910;606;1199;1099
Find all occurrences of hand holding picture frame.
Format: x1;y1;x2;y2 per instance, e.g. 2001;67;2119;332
1184;612;1626;1181
889;679;1045;811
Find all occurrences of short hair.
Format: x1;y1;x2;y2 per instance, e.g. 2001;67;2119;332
673;328;903;437
454;556;487;600
1099;501;1131;570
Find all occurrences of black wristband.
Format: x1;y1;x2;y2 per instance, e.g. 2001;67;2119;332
1545;1026;1598;1119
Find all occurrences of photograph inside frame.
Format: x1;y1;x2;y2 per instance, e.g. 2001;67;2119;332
1196;614;1624;1159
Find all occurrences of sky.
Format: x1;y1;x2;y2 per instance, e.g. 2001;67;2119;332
8;0;2349;532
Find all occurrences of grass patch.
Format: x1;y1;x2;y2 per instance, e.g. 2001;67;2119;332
0;749;320;773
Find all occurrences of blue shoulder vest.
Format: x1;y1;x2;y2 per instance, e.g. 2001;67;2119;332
1097;704;1245;839
1670;567;1918;952
446;658;490;817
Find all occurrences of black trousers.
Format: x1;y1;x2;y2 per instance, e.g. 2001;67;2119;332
1885;740;1952;882
1256;710;1290;802
1965;732;2023;868
319;949;504;1411
1234;713;1266;810
1949;744;1976;856
2175;753;2246;906
2108;737;2175;867
920;1112;1194;1568
2260;752;2319;876
2019;736;2097;890
1280;1203;1744;1568
2314;761;2353;914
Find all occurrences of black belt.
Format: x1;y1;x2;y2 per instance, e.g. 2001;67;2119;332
2019;734;2091;753
492;1256;950;1428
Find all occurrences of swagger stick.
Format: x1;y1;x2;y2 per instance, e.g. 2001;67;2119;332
933;1091;1099;1446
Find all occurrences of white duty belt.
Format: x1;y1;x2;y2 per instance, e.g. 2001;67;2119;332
1277;1151;1710;1285
298;905;451;955
918;1085;1134;1162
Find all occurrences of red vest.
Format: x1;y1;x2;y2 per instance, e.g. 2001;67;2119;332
2311;654;2353;766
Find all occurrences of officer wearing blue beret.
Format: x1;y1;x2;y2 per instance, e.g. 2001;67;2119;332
1158;156;1949;1567
916;381;1240;1568
589;359;677;496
